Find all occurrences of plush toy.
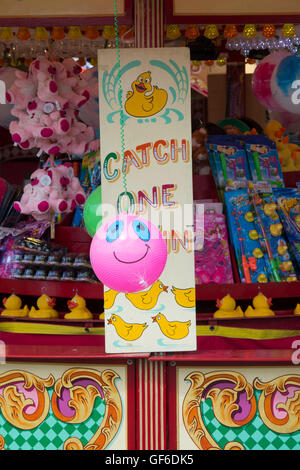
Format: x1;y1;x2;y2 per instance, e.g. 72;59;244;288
13;168;53;219
264;120;300;171
7;56;98;156
14;162;86;221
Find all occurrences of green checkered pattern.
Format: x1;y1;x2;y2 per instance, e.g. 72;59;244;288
0;389;106;450
201;390;300;450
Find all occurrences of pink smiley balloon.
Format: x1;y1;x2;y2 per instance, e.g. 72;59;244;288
90;213;168;293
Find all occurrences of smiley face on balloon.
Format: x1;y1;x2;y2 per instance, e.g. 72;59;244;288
90;213;168;293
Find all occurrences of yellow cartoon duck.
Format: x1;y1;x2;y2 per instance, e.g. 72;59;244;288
213;294;244;318
64;295;93;320
125;71;168;118
108;314;148;341
1;294;29;317
244;293;275;317
104;289;119;310
29;294;58;319
125;280;168;310
294;304;300;315
152;312;191;340
171;286;196;308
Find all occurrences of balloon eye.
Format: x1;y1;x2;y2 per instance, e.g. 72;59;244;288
132;220;150;241
145;78;149;83
106;220;124;242
139;77;143;83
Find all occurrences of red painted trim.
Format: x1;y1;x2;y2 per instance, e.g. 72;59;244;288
141;359;146;450
1;278;300;302
127;360;137;450
149;348;296;364
165;0;300;24
0;0;133;26
166;363;178;450
0;278;103;299
147;361;151;450
196;281;300;301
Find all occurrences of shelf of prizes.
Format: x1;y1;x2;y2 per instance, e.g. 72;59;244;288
0;170;299;451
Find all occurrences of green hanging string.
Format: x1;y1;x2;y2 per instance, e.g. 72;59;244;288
113;0;128;211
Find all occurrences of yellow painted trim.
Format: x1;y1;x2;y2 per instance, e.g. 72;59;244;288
0;322;298;340
196;325;300;340
0;322;105;336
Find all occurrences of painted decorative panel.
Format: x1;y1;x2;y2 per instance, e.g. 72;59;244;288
175;366;300;450
0;0;125;17
172;0;300;15
0;363;130;450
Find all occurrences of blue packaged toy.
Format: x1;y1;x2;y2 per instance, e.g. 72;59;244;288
240;135;284;188
207;136;251;204
225;189;269;283
273;187;300;273
225;185;298;283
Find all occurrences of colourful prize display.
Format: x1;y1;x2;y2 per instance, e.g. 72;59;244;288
90;213;168;293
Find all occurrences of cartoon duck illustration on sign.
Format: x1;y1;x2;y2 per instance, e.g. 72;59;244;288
108;314;148;341
125;280;168;310
125;71;168;118
171;286;195;308
152;313;191;340
104;289;120;310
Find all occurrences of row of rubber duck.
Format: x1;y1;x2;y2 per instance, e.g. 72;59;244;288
1;293;103;320
214;293;300;318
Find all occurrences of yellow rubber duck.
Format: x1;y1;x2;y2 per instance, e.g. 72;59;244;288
125;71;168;118
108;314;148;341
125;280;168;310
1;294;29;317
213;294;244;318
104;289;119;310
171;286;196;308
64;295;93;320
99;312;105;320
294;304;300;315
152;312;191;340
244;293;275;317
29;294;58;319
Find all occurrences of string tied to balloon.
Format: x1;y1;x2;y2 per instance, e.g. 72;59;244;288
113;0;129;213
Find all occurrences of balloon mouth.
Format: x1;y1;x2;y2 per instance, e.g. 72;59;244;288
113;244;150;264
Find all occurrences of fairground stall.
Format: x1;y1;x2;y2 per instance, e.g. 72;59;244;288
0;0;299;451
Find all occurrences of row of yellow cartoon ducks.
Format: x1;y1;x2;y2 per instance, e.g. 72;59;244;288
1;294;101;320
105;281;195;310
214;293;300;318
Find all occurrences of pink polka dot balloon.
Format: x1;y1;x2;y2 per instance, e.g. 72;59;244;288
90;213;168;293
252;51;290;111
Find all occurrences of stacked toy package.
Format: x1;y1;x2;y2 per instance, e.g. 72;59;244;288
273;187;300;273
206;135;250;198
206;134;284;200
224;186;298;283
240;135;284;188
